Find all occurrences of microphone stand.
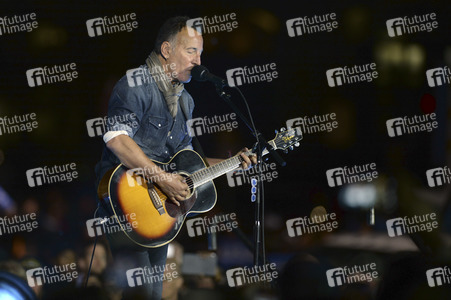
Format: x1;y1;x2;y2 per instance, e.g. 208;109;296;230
213;82;286;267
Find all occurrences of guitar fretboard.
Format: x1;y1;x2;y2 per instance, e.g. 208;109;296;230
189;153;247;188
187;137;283;187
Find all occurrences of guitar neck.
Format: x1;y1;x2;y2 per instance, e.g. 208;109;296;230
189;154;244;188
189;140;276;188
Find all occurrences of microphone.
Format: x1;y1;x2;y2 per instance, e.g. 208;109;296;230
191;65;228;87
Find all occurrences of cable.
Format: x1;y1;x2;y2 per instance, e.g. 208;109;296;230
84;205;100;288
232;87;259;139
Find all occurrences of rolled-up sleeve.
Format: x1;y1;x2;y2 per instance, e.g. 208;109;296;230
103;130;129;143
103;78;148;142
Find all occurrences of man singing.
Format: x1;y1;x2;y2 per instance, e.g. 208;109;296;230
95;16;256;299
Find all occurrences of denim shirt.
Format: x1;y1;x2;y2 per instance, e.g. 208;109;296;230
95;66;194;185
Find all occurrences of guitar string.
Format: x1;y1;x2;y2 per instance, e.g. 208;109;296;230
154;132;295;190
185;155;245;190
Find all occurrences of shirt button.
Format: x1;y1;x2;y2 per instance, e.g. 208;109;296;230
170;136;173;139
158;124;161;127
165;151;168;154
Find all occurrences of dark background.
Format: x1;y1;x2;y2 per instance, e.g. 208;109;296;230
1;0;450;299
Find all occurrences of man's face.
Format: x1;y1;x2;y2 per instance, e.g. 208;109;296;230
166;27;203;83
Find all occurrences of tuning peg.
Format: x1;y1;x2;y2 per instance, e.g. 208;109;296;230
294;142;300;147
280;127;286;132
289;146;293;150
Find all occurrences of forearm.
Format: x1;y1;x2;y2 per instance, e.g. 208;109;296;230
107;134;189;204
106;134;166;180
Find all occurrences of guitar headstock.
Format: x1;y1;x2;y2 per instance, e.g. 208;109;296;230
249;127;302;158
271;127;303;152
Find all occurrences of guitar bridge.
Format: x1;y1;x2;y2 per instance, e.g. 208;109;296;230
146;180;166;215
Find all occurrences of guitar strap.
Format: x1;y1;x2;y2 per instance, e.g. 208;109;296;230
180;96;210;167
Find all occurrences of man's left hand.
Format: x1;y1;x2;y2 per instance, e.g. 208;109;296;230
238;147;257;170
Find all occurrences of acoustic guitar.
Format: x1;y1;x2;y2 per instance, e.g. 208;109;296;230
97;128;302;247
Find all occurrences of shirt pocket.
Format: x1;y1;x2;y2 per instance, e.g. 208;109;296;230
147;115;170;141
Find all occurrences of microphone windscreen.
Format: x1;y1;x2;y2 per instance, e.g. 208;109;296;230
191;65;208;81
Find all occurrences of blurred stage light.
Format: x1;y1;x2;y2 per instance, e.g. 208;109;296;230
376;41;425;70
30;23;68;49
339;183;376;209
0;272;37;300
167;243;175;259
310;205;327;222
376;41;403;66
404;44;425;72
0;186;16;214
342;6;371;41
248;9;280;34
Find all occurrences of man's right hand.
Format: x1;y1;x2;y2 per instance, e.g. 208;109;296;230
153;172;189;206
106;135;189;206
